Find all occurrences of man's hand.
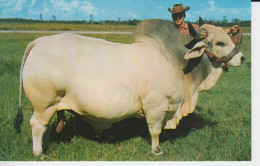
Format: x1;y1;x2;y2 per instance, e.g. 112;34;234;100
230;25;239;35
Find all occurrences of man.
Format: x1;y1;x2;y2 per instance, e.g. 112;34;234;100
168;3;239;35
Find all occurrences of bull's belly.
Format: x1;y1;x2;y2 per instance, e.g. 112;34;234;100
59;81;143;123
66;97;142;122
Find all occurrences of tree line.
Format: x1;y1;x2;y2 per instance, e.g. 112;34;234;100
0;18;251;27
0;18;141;25
197;18;251;27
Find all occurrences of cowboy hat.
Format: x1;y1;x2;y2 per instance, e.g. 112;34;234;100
168;3;190;13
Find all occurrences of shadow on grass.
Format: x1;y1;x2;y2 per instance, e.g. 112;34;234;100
47;106;217;146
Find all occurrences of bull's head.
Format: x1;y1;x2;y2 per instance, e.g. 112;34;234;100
184;17;245;70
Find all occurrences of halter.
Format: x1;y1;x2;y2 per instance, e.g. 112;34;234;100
204;47;240;72
204;46;239;63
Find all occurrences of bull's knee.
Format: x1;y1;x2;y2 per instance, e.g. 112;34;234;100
30;115;47;156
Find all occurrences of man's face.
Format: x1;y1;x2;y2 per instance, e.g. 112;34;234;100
172;12;185;26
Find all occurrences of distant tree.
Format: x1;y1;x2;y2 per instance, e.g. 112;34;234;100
232;18;240;25
90;14;94;21
223;16;227;21
89;14;94;24
39;14;43;21
240;20;251;27
51;15;57;21
222;16;228;26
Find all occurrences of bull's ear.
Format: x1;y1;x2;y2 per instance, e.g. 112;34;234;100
184;41;206;60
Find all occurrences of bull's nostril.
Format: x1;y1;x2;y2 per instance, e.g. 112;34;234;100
241;56;245;63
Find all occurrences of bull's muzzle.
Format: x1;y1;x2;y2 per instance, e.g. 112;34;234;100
227;51;245;66
241;56;245;63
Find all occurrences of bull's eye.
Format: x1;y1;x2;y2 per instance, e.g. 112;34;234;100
216;42;225;47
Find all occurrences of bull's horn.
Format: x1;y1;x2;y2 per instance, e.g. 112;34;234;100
199;17;204;27
188;22;208;40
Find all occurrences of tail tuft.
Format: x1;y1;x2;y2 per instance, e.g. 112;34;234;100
14;40;35;133
14;106;23;133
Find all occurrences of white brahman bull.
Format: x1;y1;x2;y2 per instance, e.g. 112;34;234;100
14;18;244;156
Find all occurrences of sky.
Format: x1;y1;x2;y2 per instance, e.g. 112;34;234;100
0;0;251;22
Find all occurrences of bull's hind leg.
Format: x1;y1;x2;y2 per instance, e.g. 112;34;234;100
23;73;62;156
30;106;56;156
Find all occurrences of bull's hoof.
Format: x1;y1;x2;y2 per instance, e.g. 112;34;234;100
33;150;42;157
56;120;66;133
95;133;102;138
94;129;102;138
35;154;48;161
152;147;163;156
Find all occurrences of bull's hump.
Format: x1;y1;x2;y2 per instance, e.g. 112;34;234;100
133;19;178;42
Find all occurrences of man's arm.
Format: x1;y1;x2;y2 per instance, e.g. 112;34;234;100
224;25;240;35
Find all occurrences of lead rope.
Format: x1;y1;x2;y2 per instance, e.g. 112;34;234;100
231;27;243;46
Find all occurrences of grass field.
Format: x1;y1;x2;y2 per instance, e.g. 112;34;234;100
0;22;251;33
0;30;251;161
0;23;136;32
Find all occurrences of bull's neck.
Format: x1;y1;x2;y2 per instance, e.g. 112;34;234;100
183;54;215;91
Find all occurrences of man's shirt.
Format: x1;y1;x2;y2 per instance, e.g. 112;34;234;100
177;22;199;34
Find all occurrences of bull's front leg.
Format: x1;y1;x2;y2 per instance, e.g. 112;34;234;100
144;95;168;155
147;116;164;155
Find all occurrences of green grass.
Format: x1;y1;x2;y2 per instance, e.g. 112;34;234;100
0;23;136;32
0;32;251;161
0;23;251;33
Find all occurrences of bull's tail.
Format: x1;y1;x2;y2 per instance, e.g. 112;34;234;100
14;40;36;133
